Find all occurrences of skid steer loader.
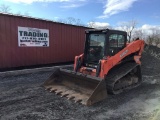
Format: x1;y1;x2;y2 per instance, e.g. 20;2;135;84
43;29;145;106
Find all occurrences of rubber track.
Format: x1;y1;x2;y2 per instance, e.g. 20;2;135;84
105;62;141;94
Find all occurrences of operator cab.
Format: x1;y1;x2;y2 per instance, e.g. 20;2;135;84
83;29;127;68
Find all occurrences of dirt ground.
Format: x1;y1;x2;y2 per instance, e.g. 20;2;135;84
0;46;160;120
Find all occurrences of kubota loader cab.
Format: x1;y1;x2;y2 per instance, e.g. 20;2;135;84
75;29;127;75
43;29;145;106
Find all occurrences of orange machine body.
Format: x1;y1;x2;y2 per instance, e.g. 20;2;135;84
74;40;145;79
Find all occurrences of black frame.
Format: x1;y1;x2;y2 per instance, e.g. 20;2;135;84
106;30;127;56
83;29;127;66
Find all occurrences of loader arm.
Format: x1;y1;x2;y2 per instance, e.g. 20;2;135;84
99;40;145;78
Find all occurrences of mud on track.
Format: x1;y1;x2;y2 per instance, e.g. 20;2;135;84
0;47;160;120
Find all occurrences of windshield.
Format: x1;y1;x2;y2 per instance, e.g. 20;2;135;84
86;33;105;64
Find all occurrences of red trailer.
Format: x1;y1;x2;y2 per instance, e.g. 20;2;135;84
0;13;87;70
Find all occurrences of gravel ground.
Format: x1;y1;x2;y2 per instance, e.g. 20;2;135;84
0;46;160;120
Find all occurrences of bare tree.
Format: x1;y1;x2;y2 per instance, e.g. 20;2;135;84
75;19;82;25
66;17;84;26
0;4;11;13
56;17;84;26
146;36;154;45
151;28;160;46
132;29;144;40
67;17;76;24
154;37;160;46
88;21;96;28
146;28;160;46
119;20;138;42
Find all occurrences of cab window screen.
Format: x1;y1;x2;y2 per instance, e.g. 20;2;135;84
109;34;125;47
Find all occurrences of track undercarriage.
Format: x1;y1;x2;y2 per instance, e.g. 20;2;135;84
105;62;142;94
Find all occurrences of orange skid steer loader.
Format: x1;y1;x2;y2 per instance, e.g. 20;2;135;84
43;29;145;106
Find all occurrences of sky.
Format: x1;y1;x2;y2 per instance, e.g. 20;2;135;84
0;0;160;29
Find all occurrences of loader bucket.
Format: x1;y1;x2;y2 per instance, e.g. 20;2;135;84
43;67;107;106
